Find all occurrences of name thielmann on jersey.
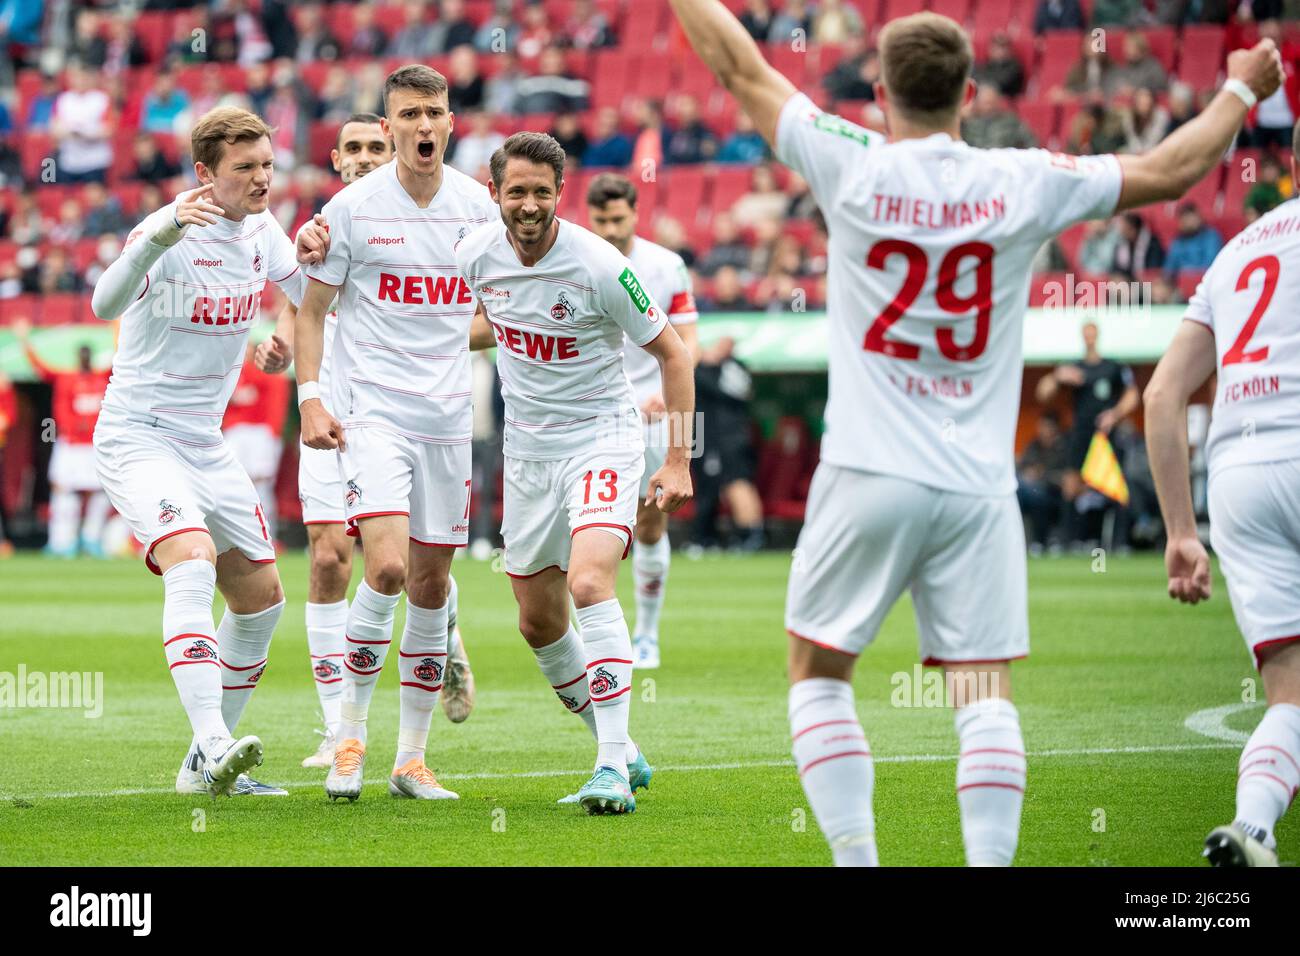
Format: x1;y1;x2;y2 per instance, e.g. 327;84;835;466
593;408;706;459
1038;272;1154;321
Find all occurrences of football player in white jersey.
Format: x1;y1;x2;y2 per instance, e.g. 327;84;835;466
257;113;477;771
670;0;1283;864
294;66;495;802
90;107;307;796
586;173;700;670
1145;120;1300;868
457;133;695;814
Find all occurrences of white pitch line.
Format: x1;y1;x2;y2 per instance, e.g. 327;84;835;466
1183;702;1261;744
1;741;1238;802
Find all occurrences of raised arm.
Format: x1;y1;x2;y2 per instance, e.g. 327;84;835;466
1143;320;1218;604
668;0;798;149
1116;41;1283;210
13;319;58;381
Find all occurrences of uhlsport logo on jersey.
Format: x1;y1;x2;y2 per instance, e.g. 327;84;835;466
550;290;576;322
347;646;379;671
157;499;183;524
313;658;341;680
618;267;650;314
413;658;443;683
183;640;217;661
345;480;362;507
589;666;618;696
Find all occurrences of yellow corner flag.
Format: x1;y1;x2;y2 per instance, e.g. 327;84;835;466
1081;431;1129;506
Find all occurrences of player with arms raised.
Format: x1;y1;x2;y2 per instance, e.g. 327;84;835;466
1145;119;1300;867
586;173;699;670
91;107;306;796
294;67;494;802
457;134;695;814
669;0;1283;864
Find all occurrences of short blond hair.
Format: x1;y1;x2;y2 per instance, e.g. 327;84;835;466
878;13;972;122
191;106;274;172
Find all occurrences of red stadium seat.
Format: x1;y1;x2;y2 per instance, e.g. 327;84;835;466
1135;27;1176;73
1018;101;1057;146
929;0;972;23
1036;31;1083;94
1176;270;1205;301
661;166;709;229
38;294;81;328
708;164;751;213
308;121;338;169
1178;25;1226;91
1221;151;1260;214
1;294;41;326
756;416;816;522
627;52;673;101
134;11;175;64
1057;223;1087;270
1212;212;1246;244
767;46;808;87
590;48;631;111
881;0;928;22
20;132;55;183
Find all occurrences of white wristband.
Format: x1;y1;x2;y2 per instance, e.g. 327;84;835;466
1223;78;1258;110
297;381;321;406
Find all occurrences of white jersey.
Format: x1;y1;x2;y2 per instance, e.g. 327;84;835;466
308;161;494;444
100;203;303;440
775;93;1123;495
456;217;668;461
623;236;697;407
1184;198;1300;477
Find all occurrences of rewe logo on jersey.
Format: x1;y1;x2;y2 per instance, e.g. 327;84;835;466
190;292;260;326
377;273;473;305
490;321;578;362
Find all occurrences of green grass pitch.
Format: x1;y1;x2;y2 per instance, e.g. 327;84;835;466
0;550;1292;866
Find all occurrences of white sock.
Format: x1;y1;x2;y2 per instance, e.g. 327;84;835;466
955;697;1027;867
82;491;111;545
339;580;400;746
48;488;80;552
532;625;640;765
306;599;348;736
789;677;877;866
1236;702;1300;848
574;599;634;778
395;599;448;768
162;560;227;742
216;600;282;734
632;536;670;640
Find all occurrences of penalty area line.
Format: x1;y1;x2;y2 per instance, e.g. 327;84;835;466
3;741;1238;801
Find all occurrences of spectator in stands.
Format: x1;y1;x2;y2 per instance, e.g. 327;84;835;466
1017;411;1070;554
432;0;478;53
1056;38;1116;102
786;170;818;220
82;234;122;289
1250;20;1296;147
295;2;342;62
550;112;589;165
516;3;555;64
631;98;666;173
484;52;525;113
69;9;105;67
81;183;126;237
188;69;245;123
732;163;787;228
451;110;504;181
24;247;81;294
388;0;438;59
316;66;356;123
25;72;61;131
90;12;148;75
0;135;20;188
665;94;719;165
140;69;191;135
739;0;776;43
564;0;615;50
448;44;485;113
352;62;387;116
1031;236;1071;273
514;48;589;113
583;107;633;167
1163;202;1223;276
130;132;181;183
8;197;43;245
1064;104;1126;154
1149;274;1185;304
228;0;276;67
973;33;1026;99
718;110;771;164
1111;211;1164;278
244;61;274;116
475;0;519;53
823;41;879;103
168;9;213;64
134;184;164;224
769;0;814;44
697;213;751;277
693;336;764;551
1111;35;1169;96
347;2;390;58
0;261;21;299
1245;153;1286;215
1120;87;1171;152
812;0;864;43
51;64;112;184
1153;0;1189;24
962;85;1037;149
263;61;309;171
747;218;785;275
0;369;13;557
1034;0;1085;32
1078;218;1120;274
261;0;299;61
698;266;750;311
1090;0;1143;26
1165;81;1197;134
654;216;696;269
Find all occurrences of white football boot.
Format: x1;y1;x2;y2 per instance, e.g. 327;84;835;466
325;737;366;802
389;758;459;799
1204;823;1279;867
176;743;286;795
199;735;264;797
302;727;337;769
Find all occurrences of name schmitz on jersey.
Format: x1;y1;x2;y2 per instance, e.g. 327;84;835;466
100;203;304;441
775;92;1123;495
455;218;668;461
307;161;495;445
1184;197;1300;476
623;236;697;408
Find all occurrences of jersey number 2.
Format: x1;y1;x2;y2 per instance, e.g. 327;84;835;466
864;240;994;362
1222;255;1278;366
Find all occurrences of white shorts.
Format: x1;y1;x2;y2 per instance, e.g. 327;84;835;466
49;440;102;492
224;423;282;483
1208;459;1300;669
338;426;471;547
638;420;667;498
93;421;275;575
786;464;1029;664
299;443;345;526
502;446;645;578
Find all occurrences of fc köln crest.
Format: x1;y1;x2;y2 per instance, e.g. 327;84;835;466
252;244;263;273
550;291;575;322
158;500;183;524
345;480;362;506
413;658;443;683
